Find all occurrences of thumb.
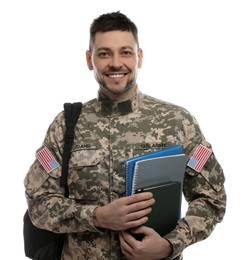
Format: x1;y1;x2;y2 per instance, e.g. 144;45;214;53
132;225;151;234
129;226;146;241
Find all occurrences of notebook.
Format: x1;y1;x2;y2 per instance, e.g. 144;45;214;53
132;153;188;195
135;181;182;236
125;145;183;196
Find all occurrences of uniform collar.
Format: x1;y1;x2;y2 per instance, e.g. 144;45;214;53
95;87;141;117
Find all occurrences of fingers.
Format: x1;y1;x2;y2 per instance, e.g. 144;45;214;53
130;196;154;211
126;192;154;205
119;231;134;259
124;192;155;215
126;206;152;223
116;206;151;230
120;228;173;259
120;195;154;229
94;192;155;231
130;225;155;237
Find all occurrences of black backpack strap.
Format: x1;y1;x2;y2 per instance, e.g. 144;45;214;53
60;102;82;197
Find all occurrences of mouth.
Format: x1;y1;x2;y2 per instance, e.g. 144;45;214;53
105;73;128;78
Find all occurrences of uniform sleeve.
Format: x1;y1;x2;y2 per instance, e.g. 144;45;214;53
24;111;101;234
164;109;227;259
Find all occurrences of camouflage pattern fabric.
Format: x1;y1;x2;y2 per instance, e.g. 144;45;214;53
24;87;226;260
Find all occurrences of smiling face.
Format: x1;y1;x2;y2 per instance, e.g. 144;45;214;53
86;30;143;101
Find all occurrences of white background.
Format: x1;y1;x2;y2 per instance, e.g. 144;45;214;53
1;0;249;259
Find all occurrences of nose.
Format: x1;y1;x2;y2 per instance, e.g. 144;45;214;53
109;54;123;68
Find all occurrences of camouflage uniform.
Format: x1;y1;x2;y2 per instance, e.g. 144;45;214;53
24;87;226;260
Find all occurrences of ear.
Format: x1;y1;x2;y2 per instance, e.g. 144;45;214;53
86;50;93;70
138;48;143;68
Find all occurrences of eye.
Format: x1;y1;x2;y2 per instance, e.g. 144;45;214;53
122;51;133;56
98;52;110;57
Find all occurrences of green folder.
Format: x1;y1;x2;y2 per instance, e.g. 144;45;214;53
136;181;182;236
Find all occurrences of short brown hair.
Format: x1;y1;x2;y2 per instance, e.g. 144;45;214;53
89;11;139;51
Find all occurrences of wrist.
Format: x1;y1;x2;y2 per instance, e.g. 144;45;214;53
93;207;101;227
163;238;173;257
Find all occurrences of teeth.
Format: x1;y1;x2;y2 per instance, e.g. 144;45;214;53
109;74;123;78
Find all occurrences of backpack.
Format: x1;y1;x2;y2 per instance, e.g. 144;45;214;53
23;102;82;260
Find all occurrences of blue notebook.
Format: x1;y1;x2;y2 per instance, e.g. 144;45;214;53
125;145;183;196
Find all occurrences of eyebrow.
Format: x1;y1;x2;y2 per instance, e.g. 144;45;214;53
96;46;134;52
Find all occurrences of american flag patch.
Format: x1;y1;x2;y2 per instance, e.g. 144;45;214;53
187;145;212;172
36;147;59;173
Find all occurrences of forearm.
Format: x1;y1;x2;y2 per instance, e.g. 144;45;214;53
25;156;101;234
165;184;226;258
26;189;100;233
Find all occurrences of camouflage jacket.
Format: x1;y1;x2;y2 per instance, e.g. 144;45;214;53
24;88;226;260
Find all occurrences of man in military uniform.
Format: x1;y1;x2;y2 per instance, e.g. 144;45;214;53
24;11;226;259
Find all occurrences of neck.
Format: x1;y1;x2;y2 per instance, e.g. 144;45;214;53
99;84;137;102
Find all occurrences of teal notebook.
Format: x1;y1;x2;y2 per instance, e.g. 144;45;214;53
125;145;183;196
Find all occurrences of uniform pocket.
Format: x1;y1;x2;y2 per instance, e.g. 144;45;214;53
68;148;102;201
